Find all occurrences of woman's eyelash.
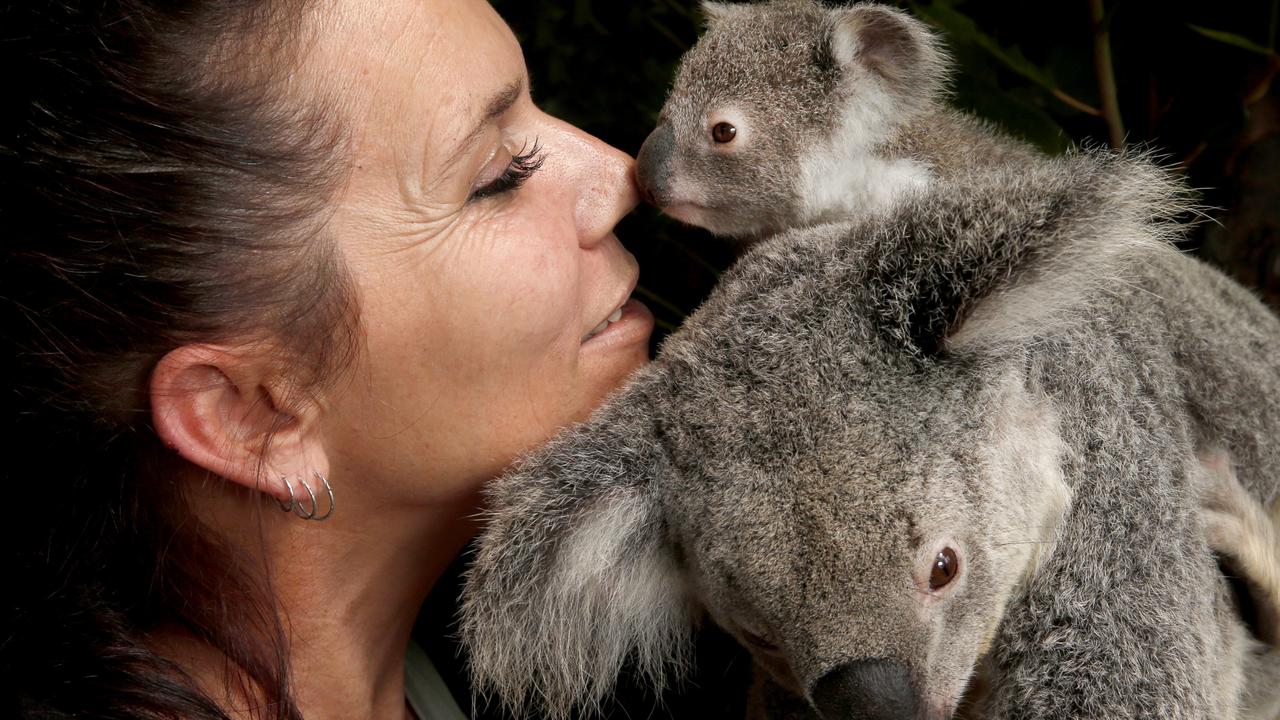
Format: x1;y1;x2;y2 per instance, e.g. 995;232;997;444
469;140;545;201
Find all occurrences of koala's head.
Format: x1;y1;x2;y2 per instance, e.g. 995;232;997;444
635;0;949;239
658;362;1067;720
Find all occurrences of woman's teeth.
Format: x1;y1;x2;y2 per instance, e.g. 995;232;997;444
584;305;626;342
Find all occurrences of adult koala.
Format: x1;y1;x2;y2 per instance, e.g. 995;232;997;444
461;4;1280;720
462;148;1280;719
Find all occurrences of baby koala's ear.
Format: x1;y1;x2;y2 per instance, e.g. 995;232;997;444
460;372;695;720
701;0;748;27
824;4;948;99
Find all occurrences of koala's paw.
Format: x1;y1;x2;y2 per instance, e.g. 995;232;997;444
1196;447;1280;647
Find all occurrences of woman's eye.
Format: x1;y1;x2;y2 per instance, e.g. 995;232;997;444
468;139;545;202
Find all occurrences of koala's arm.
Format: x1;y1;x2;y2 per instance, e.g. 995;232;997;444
459;368;697;720
1198;446;1280;647
979;344;1244;720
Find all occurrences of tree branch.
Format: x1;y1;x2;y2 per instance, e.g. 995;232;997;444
1089;0;1126;149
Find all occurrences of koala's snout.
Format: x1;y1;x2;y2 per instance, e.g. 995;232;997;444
635;122;675;207
811;659;920;720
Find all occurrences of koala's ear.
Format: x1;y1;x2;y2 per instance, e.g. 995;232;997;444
823;5;948;101
701;0;748;26
460;377;695;719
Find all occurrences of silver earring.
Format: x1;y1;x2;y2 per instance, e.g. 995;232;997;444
274;472;335;521
287;471;335;521
309;471;335;521
292;475;319;520
275;475;296;513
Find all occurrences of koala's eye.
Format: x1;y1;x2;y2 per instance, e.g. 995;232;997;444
929;547;959;590
711;122;738;144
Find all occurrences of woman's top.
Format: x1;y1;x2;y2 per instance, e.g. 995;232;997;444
405;641;467;720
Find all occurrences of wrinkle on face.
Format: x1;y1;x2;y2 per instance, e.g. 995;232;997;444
294;0;649;507
316;0;531;255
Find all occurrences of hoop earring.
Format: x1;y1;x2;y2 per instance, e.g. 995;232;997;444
275;475;296;513
310;470;336;522
291;475;319;520
274;472;335;521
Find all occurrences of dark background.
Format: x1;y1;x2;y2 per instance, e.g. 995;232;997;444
491;0;1280;347
454;1;1280;716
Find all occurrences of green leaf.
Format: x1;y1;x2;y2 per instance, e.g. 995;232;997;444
1188;25;1276;56
947;50;1072;154
573;0;608;35
908;0;1073;152
910;2;1064;94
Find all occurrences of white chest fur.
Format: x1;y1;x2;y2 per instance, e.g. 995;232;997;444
797;149;931;225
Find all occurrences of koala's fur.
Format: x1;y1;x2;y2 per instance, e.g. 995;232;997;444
462;143;1280;718
464;2;1280;718
635;0;1038;240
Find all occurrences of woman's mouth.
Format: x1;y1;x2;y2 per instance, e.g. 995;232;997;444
580;298;653;346
582;304;625;342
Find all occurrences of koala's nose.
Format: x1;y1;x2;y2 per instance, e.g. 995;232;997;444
635;122;675;207
810;659;919;720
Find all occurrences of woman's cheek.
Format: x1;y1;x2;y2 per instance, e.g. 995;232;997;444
490;221;583;337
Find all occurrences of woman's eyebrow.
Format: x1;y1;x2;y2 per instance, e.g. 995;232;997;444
442;77;525;170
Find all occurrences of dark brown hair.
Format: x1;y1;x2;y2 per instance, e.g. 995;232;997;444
1;1;359;717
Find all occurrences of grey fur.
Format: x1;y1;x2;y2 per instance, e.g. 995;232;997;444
464;2;1280;718
463;147;1280;718
636;0;1005;240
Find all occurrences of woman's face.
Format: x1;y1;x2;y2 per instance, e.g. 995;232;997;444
308;0;653;507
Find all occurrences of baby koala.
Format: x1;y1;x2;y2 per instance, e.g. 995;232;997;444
635;0;1035;240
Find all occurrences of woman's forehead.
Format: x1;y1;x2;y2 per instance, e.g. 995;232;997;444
301;0;525;164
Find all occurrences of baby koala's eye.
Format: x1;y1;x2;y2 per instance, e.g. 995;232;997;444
929;547;959;590
711;122;738;144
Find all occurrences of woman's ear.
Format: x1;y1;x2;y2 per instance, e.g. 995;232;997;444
149;344;329;504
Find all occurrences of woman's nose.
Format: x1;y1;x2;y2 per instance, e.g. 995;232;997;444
549;119;639;248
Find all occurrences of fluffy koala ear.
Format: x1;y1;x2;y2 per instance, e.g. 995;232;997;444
460;377;695;720
700;0;748;26
823;5;949;105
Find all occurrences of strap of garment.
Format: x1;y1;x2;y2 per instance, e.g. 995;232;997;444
404;640;468;720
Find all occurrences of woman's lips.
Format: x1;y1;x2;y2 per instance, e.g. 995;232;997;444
580;298;654;348
582;304;625;341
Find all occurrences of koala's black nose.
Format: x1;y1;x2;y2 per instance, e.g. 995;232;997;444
635;122;674;207
811;659;919;720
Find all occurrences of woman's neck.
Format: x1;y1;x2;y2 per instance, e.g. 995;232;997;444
158;483;481;720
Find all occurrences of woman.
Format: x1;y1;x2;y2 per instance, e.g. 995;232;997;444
2;0;655;717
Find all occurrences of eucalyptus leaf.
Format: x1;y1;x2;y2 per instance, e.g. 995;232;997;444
1188;24;1276;57
911;1;1062;92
